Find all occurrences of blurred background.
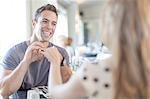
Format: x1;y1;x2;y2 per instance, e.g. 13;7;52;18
0;0;110;71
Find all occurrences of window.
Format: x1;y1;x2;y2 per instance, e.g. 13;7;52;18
53;4;68;44
0;0;27;60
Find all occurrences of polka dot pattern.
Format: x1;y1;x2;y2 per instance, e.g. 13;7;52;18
80;60;113;99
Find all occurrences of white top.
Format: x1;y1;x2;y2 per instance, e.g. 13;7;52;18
76;58;114;99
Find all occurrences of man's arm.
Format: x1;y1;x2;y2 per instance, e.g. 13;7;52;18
0;60;30;98
0;41;46;98
61;64;72;83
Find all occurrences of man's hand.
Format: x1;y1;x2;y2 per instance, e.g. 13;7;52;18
23;41;46;65
41;46;63;66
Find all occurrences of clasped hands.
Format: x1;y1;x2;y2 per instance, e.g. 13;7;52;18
23;41;63;65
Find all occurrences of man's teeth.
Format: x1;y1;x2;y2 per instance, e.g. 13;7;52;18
43;32;50;36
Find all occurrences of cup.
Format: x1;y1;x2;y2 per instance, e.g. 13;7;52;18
27;90;40;99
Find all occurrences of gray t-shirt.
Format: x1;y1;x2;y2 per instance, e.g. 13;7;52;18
1;41;69;90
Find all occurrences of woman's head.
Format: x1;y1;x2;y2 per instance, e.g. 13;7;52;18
101;0;150;98
67;37;73;46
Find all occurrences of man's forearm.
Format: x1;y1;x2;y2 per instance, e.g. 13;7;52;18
0;60;30;97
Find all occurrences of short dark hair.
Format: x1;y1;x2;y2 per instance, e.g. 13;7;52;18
34;4;58;22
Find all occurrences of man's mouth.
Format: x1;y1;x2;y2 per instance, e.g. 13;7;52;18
43;31;52;37
43;32;49;36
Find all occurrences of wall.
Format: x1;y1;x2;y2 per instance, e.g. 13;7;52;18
79;1;105;44
0;0;27;60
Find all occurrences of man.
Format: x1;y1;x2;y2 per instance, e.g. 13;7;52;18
0;4;70;99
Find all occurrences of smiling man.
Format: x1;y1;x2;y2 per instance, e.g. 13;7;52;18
0;4;70;99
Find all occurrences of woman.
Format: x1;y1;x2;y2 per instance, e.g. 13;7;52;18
47;0;150;99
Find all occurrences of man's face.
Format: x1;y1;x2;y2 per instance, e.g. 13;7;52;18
33;10;57;42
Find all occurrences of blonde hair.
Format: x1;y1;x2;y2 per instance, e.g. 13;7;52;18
101;0;150;98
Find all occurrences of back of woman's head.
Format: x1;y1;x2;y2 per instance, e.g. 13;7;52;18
67;37;73;46
101;0;150;98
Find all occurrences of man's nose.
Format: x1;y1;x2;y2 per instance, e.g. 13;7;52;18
47;22;53;29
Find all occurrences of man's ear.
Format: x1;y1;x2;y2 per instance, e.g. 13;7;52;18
32;20;36;28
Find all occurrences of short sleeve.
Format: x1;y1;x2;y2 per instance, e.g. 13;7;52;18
54;45;70;66
61;49;70;65
1;47;20;70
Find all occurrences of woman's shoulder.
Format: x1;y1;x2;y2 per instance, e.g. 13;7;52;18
76;58;114;99
79;58;113;75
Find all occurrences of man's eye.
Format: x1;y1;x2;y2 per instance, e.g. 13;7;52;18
42;20;47;23
52;23;56;26
41;20;49;24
